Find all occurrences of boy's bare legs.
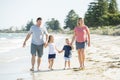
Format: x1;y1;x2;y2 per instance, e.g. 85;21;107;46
37;57;41;71
64;61;67;69
30;55;35;71
68;61;71;69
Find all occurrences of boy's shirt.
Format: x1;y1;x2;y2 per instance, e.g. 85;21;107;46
63;45;72;58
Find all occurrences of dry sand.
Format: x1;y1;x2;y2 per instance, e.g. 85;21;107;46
0;34;120;80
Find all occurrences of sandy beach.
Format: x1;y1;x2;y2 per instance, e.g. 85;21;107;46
0;33;120;80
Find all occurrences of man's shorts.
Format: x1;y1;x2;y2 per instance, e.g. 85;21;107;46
31;43;43;57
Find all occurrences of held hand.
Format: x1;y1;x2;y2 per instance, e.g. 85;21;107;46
58;51;61;53
70;42;73;46
44;42;48;48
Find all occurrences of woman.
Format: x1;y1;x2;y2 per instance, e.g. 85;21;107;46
71;18;90;70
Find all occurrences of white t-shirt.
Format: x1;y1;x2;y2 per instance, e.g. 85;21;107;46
28;25;48;45
48;43;56;54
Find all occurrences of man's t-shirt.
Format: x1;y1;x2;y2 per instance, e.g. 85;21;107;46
63;45;72;58
28;25;48;45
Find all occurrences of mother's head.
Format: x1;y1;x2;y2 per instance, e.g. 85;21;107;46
77;17;84;26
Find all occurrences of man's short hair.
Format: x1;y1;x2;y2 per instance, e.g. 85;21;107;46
36;17;42;21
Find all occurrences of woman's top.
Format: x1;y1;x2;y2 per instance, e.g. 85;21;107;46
74;26;89;42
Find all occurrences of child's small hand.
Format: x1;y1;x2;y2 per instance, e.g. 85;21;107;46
58;51;61;53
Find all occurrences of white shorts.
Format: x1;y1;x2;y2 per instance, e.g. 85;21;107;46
64;57;70;61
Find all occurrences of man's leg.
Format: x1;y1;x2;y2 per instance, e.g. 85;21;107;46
37;57;41;70
30;43;37;71
30;55;35;71
37;44;43;71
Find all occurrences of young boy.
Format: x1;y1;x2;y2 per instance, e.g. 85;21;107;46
59;38;73;69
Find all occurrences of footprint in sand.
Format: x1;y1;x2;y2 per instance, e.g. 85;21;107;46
72;68;85;71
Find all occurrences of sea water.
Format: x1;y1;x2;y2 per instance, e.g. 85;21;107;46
0;33;67;64
0;33;26;53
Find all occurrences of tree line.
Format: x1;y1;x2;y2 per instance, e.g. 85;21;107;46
85;0;120;27
19;0;120;31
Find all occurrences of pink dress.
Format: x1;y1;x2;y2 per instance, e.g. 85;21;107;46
74;26;88;42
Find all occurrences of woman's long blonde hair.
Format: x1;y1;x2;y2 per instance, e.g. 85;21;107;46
77;17;85;26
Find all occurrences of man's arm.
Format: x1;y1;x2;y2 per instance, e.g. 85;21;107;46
46;34;49;43
23;33;31;47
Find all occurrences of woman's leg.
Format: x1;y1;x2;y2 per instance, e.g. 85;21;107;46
81;49;85;68
78;49;82;68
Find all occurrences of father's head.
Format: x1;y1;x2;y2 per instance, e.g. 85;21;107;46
36;17;42;26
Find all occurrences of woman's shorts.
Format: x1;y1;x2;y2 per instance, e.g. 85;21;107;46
76;41;86;50
48;54;56;59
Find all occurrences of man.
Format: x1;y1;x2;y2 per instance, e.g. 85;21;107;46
23;17;48;71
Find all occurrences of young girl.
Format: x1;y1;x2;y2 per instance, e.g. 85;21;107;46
45;35;58;70
59;38;73;70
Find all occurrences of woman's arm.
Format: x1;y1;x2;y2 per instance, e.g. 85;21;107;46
71;32;76;45
87;28;91;47
70;45;74;50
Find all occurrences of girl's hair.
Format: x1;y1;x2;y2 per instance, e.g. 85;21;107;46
77;17;84;26
48;35;53;43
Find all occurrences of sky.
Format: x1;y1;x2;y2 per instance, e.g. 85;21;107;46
0;0;120;29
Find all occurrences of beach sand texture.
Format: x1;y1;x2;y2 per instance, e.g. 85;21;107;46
0;34;120;80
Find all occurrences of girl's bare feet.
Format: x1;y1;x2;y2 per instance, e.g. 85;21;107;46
30;68;34;71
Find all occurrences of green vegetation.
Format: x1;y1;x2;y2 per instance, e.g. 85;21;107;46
45;18;62;32
25;19;34;31
64;10;79;30
0;0;120;36
90;25;120;36
85;0;120;27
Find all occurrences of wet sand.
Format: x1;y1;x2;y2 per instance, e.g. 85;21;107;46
0;34;120;80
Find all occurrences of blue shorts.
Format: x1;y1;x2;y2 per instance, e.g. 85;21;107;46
76;41;86;50
48;54;56;59
31;43;43;57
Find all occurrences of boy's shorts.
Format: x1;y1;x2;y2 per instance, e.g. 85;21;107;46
64;57;70;61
